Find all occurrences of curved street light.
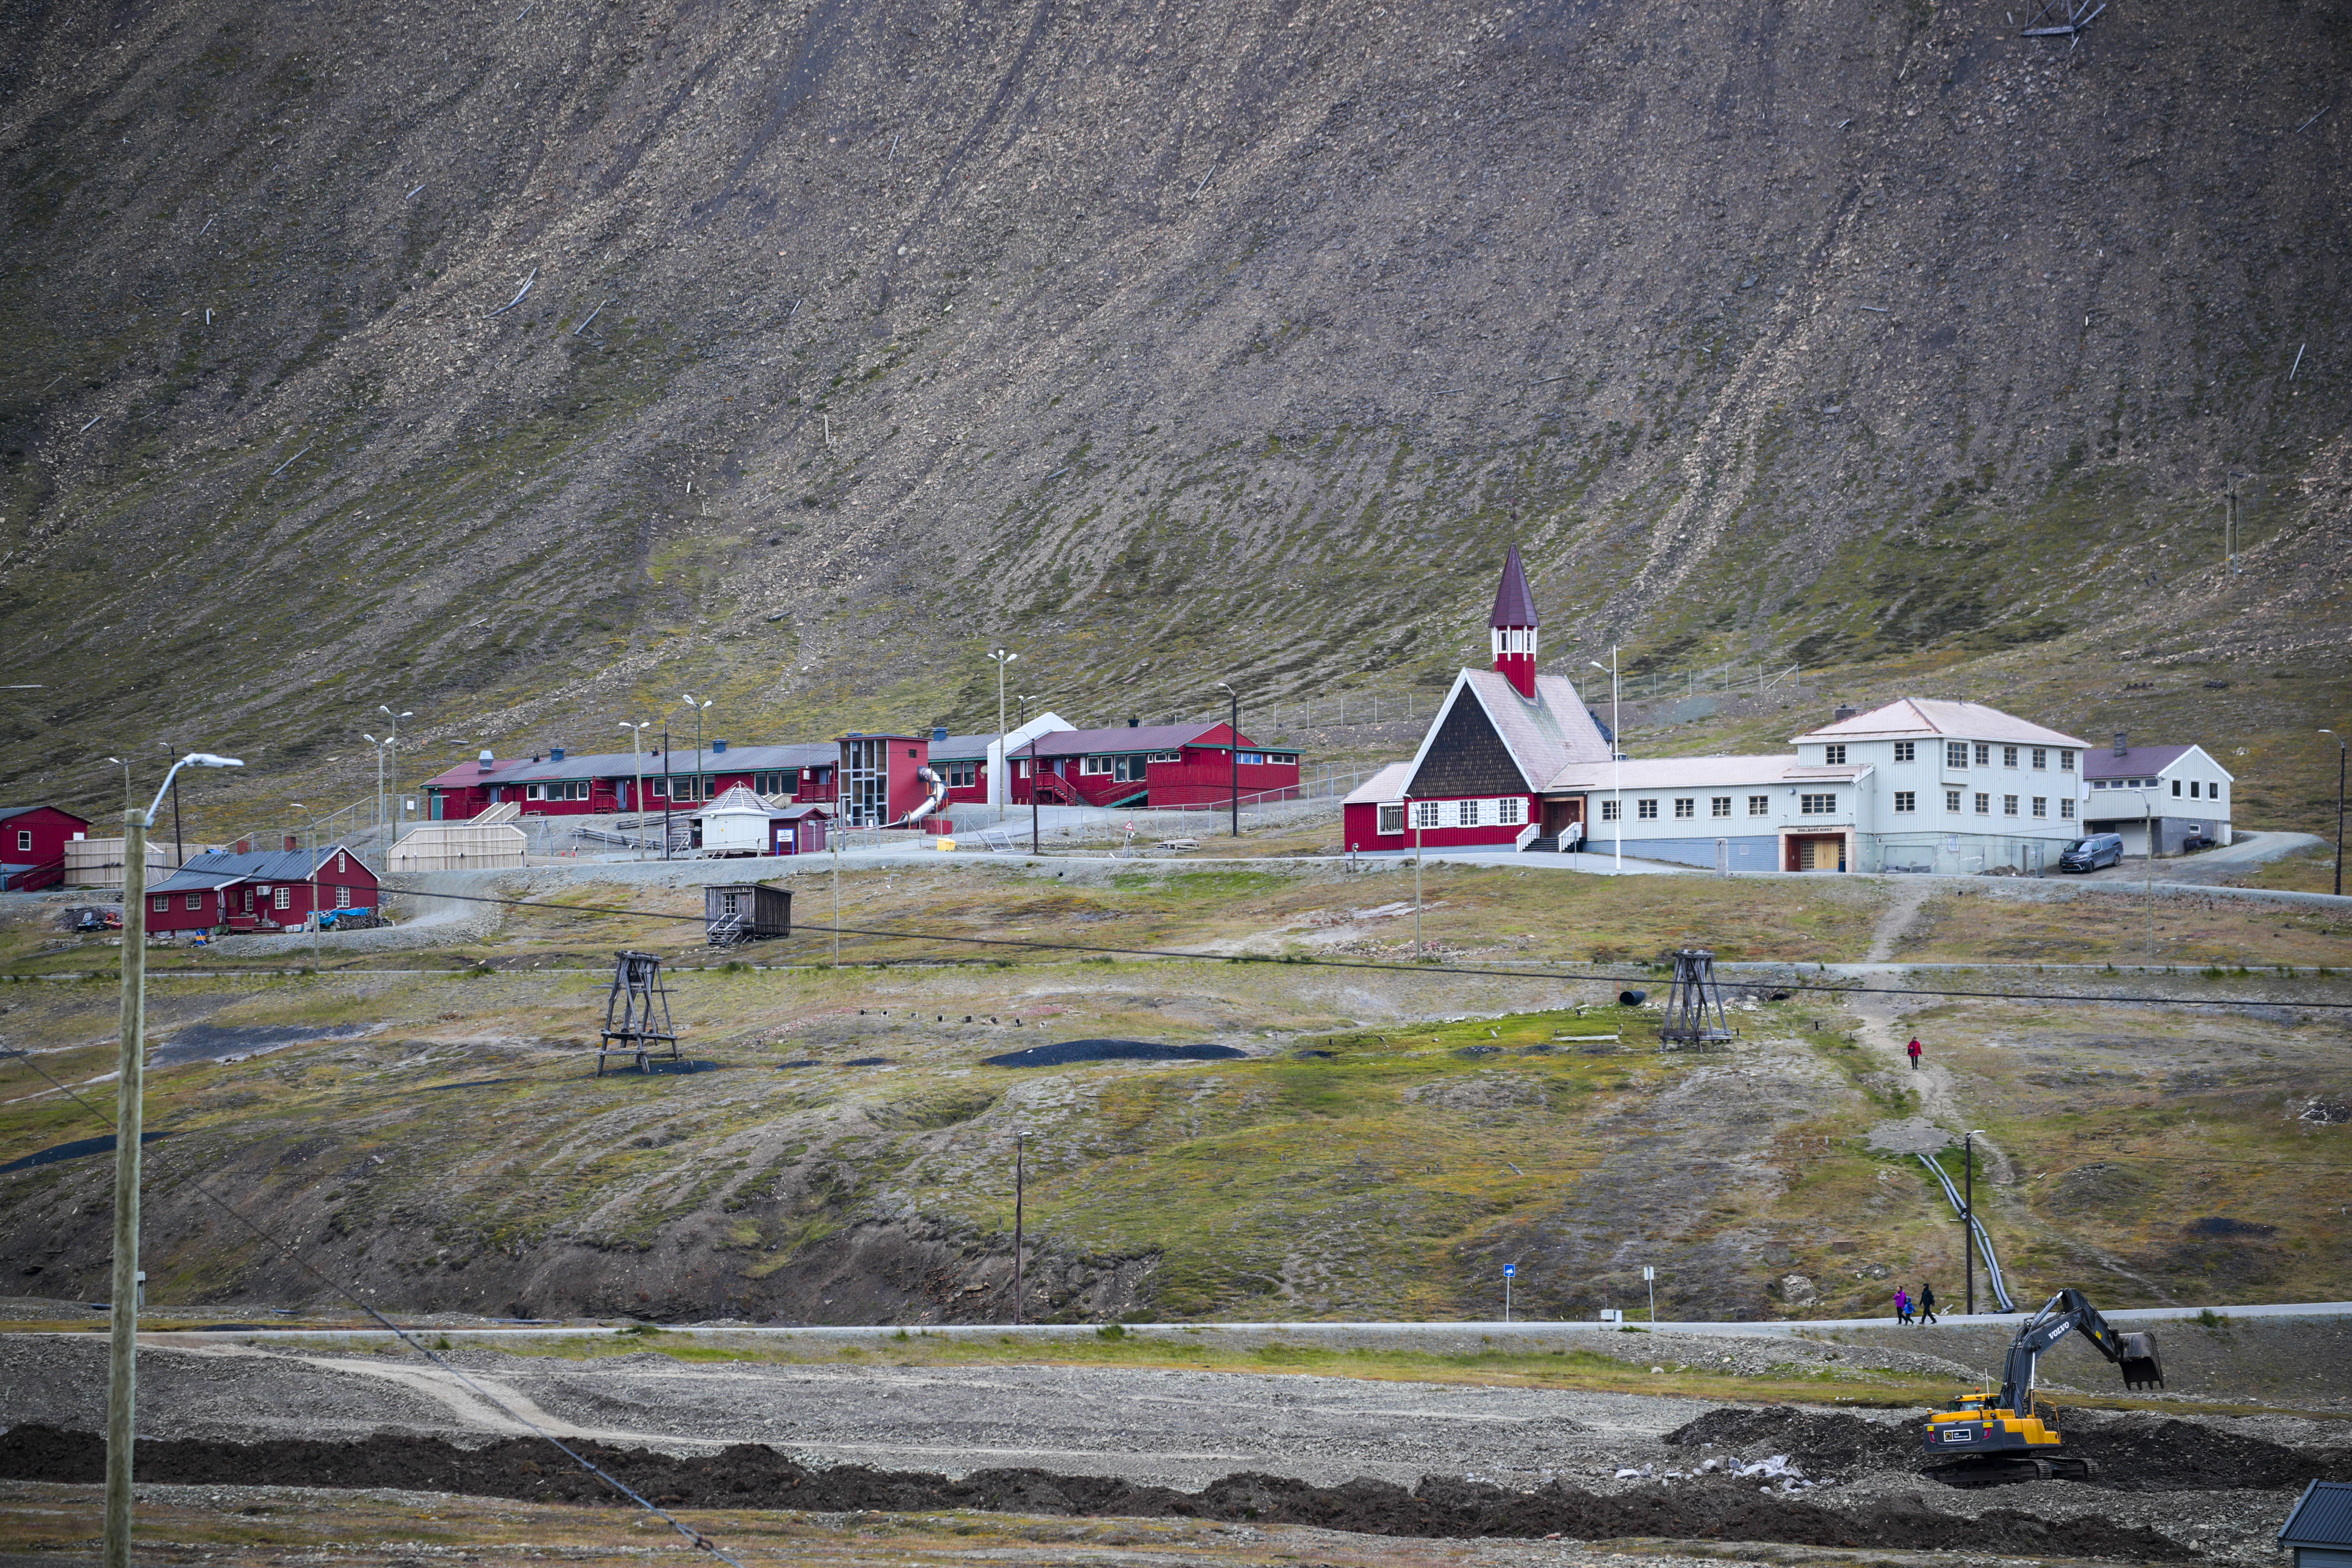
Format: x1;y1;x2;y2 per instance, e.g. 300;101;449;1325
105;749;242;1568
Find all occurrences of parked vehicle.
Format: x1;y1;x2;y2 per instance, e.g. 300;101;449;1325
2057;833;2125;872
68;906;122;932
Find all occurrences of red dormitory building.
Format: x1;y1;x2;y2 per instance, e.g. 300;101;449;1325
424;728;1303;828
929;723;1300;810
143;841;381;934
423;741;836;820
0;805;90;890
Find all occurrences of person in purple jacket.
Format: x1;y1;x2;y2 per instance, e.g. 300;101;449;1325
1895;1286;1913;1325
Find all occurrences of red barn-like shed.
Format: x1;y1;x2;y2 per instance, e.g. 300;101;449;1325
0;805;90;891
143;842;380;934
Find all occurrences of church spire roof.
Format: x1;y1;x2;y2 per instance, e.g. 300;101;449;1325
1489;543;1538;628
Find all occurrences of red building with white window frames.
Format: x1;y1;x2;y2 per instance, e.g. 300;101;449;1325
983;721;1298;809
422;741;836;820
143;841;381;934
0;805;90;891
1343;546;1614;852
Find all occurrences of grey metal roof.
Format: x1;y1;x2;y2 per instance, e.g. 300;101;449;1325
2084;744;2197;778
2281;1481;2352;1547
925;733;1001;760
426;742;836;787
0;804;86;825
1029;722;1275;758
149;843;371;895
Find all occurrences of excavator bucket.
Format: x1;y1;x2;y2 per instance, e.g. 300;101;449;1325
2116;1331;2164;1390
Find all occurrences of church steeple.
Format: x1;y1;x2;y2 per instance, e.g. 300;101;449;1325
1489;545;1539;698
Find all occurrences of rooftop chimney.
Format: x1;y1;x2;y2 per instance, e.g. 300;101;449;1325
2113;731;2128;756
1834;705;1859;722
713;738;728;753
1127;716;1140;728
931;726;947;744
235;839;251;855
551;746;566;762
284;835;298;852
477;749;495;772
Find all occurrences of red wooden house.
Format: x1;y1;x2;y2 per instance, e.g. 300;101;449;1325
143;841;380;934
1003;721;1299;809
0;805;90;891
1341;546;1614;852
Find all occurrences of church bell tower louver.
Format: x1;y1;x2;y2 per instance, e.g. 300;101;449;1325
1489;544;1539;699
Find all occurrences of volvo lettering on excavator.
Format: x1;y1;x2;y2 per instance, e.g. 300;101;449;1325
1923;1288;2164;1486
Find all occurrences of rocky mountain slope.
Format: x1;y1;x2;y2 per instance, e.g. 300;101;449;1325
0;0;2346;821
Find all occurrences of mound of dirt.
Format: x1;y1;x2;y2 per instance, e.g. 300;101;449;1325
0;1426;2192;1559
981;1039;1247;1068
2057;1412;2352;1493
1664;1406;1917;1476
1666;1405;2352;1494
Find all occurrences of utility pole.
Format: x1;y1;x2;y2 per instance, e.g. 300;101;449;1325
1645;1264;1657;1324
104;753;242;1568
1028;731;1043;854
682;693;711;842
1215;681;1239;838
1962;1130;1979;1317
661;724;673;862
1591;650;1622;872
829;815;841;967
1012;1133;1026;1326
618;722;651;861
1412;813;1424;952
2322;731;2346;899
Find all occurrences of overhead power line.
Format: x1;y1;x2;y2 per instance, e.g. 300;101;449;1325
1;1050;749;1568
356;886;2352;1011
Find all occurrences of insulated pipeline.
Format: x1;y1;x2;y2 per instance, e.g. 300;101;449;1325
1917;1151;2017;1312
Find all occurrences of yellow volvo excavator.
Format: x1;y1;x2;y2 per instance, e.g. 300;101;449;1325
1923;1288;2165;1485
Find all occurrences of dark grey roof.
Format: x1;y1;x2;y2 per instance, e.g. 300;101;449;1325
149;843;371;895
2084;744;2196;778
0;804;86;825
925;733;1000;760
1027;722;1295;758
2282;1481;2352;1547
424;742;836;788
1489;544;1538;627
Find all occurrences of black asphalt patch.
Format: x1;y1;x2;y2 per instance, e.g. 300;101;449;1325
982;1038;1248;1068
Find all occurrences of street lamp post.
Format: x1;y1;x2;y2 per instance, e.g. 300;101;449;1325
2322;731;2346;899
619;723;652;860
103;751;242;1568
989;649;1019;813
377;707;412;851
1214;681;1239;838
1590;651;1622;872
106;757;132;812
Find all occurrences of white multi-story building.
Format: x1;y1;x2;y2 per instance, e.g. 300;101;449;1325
1560;698;2093;873
1788;698;2092;873
2082;736;2234;853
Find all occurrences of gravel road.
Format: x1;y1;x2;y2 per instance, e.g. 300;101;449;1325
3;1334;2338;1561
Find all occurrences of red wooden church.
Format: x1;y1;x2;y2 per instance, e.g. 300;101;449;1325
1342;546;1614;851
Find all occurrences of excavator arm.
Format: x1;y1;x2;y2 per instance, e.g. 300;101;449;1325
1995;1289;2165;1413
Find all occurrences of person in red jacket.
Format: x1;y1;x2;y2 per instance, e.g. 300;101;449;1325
1906;1036;1923;1070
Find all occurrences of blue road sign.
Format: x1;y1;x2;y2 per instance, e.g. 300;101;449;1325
1503;1264;1516;1277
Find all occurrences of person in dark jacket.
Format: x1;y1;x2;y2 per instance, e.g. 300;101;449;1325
1917;1282;1938;1323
